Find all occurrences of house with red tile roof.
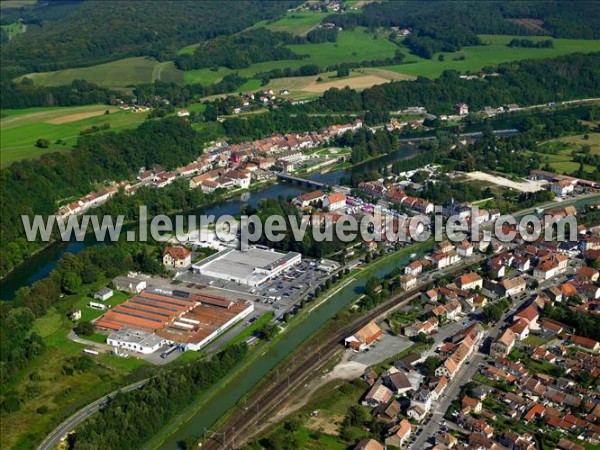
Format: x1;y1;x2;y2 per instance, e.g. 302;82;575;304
457;272;483;290
163;246;191;268
490;328;516;357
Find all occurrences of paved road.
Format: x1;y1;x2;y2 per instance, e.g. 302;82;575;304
37;380;148;450
408;294;530;449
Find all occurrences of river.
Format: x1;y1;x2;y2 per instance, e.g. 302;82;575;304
0;145;418;300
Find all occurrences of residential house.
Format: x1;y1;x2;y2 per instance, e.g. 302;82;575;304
501;276;527;297
533;253;569;280
457;240;474;257
510;319;530;340
400;274;418;291
384;420;412;448
383;370;413;395
163;246;192;268
294;190;326;208
550;180;575;197
354;439;384;450
324;192;347;211
576;266;599;282
362;380;393;407
345;322;383;351
405;260;423;276
514;305;539;329
462;395;483;414
457;272;483;290
490;328;516;357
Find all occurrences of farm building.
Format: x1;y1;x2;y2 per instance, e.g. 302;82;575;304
94;287;114;301
345;322;383;351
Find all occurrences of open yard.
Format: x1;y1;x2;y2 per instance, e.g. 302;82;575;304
19;57;184;90
384;35;600;78
1;105;148;166
463;171;548;192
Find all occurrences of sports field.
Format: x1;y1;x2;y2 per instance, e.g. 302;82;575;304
1;105;148;167
384;35;600;78
20;57;184;89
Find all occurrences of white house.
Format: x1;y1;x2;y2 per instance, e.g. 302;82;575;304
550;180;575;197
163;246;192;268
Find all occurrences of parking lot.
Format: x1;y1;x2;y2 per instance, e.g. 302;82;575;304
174;259;338;319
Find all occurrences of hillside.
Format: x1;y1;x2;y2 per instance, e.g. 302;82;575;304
0;0;300;78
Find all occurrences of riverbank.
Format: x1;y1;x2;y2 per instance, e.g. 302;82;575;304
151;240;433;449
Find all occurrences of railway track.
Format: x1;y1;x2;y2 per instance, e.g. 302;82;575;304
201;257;483;449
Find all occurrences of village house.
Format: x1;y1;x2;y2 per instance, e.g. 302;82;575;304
514;304;540;329
457;272;483;290
384;419;412;448
405;260;423;276
362;379;393;407
400;274;418;291
163;246;191;268
457;240;474;257
534;253;569;280
490;328;516;357
345;322;382;351
293;190;326;208
323;192;347;211
500;275;527;297
354;439;384;450
550;179;576;197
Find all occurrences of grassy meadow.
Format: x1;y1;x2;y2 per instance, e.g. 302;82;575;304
20;57;184;89
523;132;600;174
1;105;148;167
384;35;600;78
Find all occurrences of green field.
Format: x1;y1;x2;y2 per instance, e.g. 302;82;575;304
184;27;398;84
384;35;600;78
1;105;148;167
523;132;600;174
254;10;331;36
20;57;184;89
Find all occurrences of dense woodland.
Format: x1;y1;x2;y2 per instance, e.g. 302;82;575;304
327;1;600;59
175;28;307;71
0;119;203;276
2;74;248;110
306;53;600;114
1;0;300;78
70;343;248;449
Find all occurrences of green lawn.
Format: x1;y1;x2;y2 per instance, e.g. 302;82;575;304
19;56;184;89
1;105;148;166
384;34;600;78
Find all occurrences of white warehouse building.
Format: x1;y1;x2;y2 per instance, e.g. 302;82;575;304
192;247;301;287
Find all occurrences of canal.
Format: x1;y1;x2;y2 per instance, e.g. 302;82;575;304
154;245;428;450
0;145;418;299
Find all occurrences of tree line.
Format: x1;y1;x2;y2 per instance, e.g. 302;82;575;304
304;53;600;115
69;343;248;450
174;28;308;71
0;118;204;277
1;0;300;78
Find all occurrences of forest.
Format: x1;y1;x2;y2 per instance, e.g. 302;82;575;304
1;78;115;109
70;343;248;449
326;1;600;42
0;118;204;277
306;53;600;114
1;0;300;78
174;28;307;71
